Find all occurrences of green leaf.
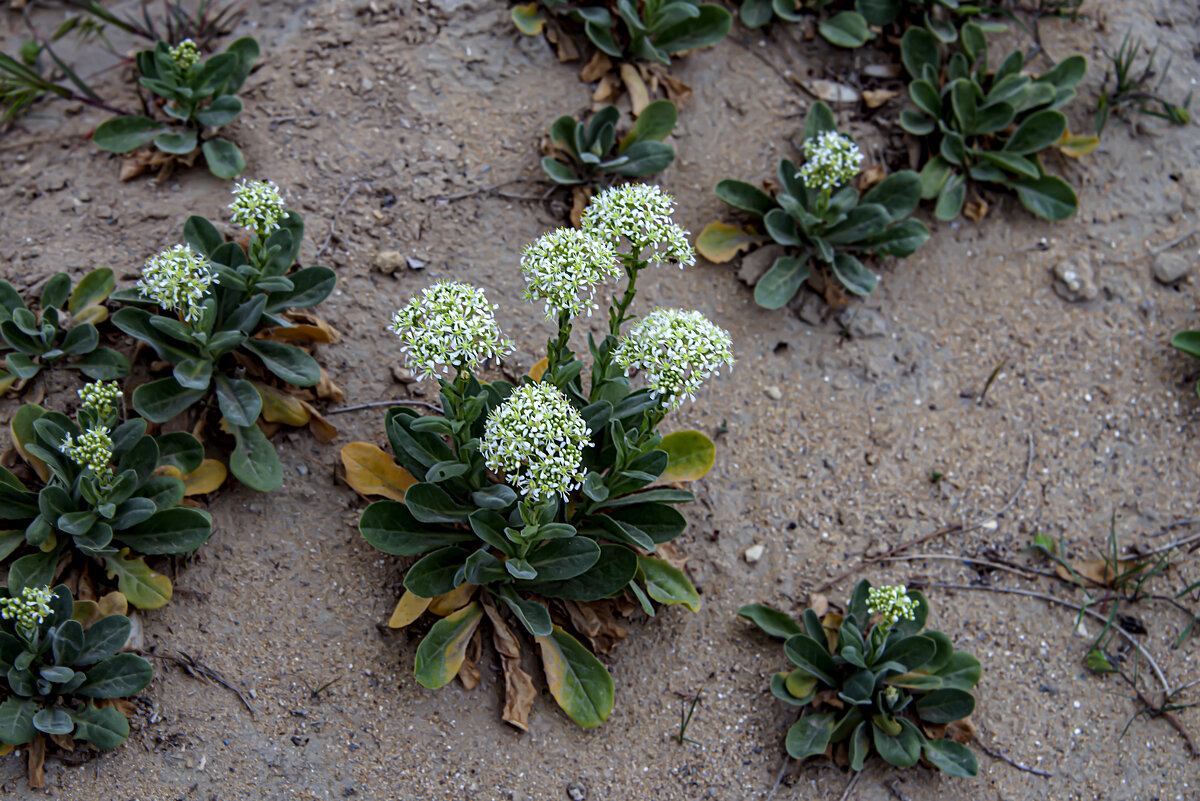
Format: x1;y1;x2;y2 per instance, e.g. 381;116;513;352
154;129;198;155
201;138;245;179
1172;331;1200;359
117;507;212;555
923;737;978;776
172;357;213;391
1038;54;1087;92
494;585;553;637
521;543;637;601
978;150;1040;179
754;256;810;310
413;601;483;689
526;538;600;582
831;253;877;296
74;347;129;380
230;423;282;492
1003;109;1067;155
900;27;940;81
606;140;675;177
654;5;732;53
636;554;700;611
92;116;165;153
714;179;776;218
541;157;581;185
785;712;835;759
7;547;59;594
263;265;336;311
740;0;774;27
215;375;262;427
360;500;473;555
404;547;472;598
33;707;74;735
101;550;172;609
935;173;967;220
861;171;922;222
873;717;922;767
863;219;930;258
220;37;260;94
77;614;133;665
1007;174;1077;221
131;377;205;424
242;339;320;387
182;215;224;257
404;482;469;524
0;698;36;746
195;95;242;127
916;688;976;722
619;99;677;150
879;634;937;671
658;430;715;481
737;603;803;639
78;653;153;698
511;2;548;35
818;12;873;48
70;702;130;750
536;625;614;728
784;634;837;685
67;268;114;320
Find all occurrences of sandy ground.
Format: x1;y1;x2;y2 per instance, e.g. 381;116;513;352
1;0;1199;798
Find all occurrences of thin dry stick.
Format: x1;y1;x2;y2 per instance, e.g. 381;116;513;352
315;182;362;258
1141;530;1200;557
1147;518;1200;538
326;399;442;415
1150;229;1199;256
762;759;789;801
838;770;863;801
153;651;253;713
430;178;546;203
876;552;1053;581
972;736;1054;777
814;433;1034;594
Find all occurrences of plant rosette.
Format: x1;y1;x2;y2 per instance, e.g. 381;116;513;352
542;100;678;185
737;0;992;49
0;268;129;393
739;580;981;776
898;22;1088;221
92;36;259;179
0;381;215;610
698;100;930;309
111;180;341;493
513;0;732;66
343;185;733;729
0;584;153;789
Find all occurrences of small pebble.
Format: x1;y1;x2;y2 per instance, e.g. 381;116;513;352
763;385;782;401
744;544;765;563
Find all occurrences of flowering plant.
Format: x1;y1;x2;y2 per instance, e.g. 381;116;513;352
111;181;338;491
0;584;153;763
92;36;259;178
698;100;929;309
0;382;212;609
0;268;129;392
345;185;732;728
739;579;981;776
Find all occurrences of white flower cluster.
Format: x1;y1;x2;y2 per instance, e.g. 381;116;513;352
229;179;286;237
614;308;734;411
389;282;514;379
867;585;918;627
0;585;54;637
169;38;201;71
798;130;863;192
480;382;591;502
78;380;121;418
60;426;114;476
520;228;620;320
580;184;696;269
138;243;219;324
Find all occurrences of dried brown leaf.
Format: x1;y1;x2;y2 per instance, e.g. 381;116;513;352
28;733;44;788
316;367;345;403
339;442;416;500
858;164;887;192
862;88;899;109
620;63;650;115
963;195;989;223
484;603;537;731
579;51;611;83
946;717;978;744
48;733;75;751
300;400;338;443
592;74;616;104
570;186;592;229
808;592;829;618
458;628;482;690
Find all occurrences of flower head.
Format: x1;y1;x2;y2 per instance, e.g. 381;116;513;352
480;382;591;501
169;38;201;71
389;282;514;379
78;381;121;419
520;228;620;320
60;425;114;476
614;308;734;410
0;585;54;639
867;585;918;628
138;243;219;324
580;184;695;269
229;179;286;237
798;130;863;192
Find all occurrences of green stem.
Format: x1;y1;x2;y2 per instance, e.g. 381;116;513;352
544;310;572;383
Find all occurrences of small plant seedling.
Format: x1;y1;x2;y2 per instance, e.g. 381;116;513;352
899;22;1088;221
700;101;930;308
1;382;213;609
56;0;247;53
1096;34;1192;135
0;585;153;757
737;0;988;49
514;0;732;65
111;181;337;492
676;688;702;744
93;36;260;179
739;581;981;776
1172;330;1200;396
0;269;129;391
542;100;678;185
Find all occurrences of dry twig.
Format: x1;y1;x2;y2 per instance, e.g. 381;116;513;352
972;735;1054;777
154;651;254;714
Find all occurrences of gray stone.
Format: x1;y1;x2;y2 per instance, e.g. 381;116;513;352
1051;256;1098;302
374;250;406;274
837;307;888;339
737;245;787;286
1152;252;1193;285
795;291;826;326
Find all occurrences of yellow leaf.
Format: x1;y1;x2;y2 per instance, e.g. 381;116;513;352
388;590;432;628
70;305;109;326
252;381;311;426
511;2;547;35
181;459;227;496
619;63;649;115
659;430;716;482
0;372;15;394
429;583;477;616
98;591;127;618
529;357;549;382
1057;129;1099;158
71;600;99;625
0;744;12;757
340;442;416;500
695;222;767;264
